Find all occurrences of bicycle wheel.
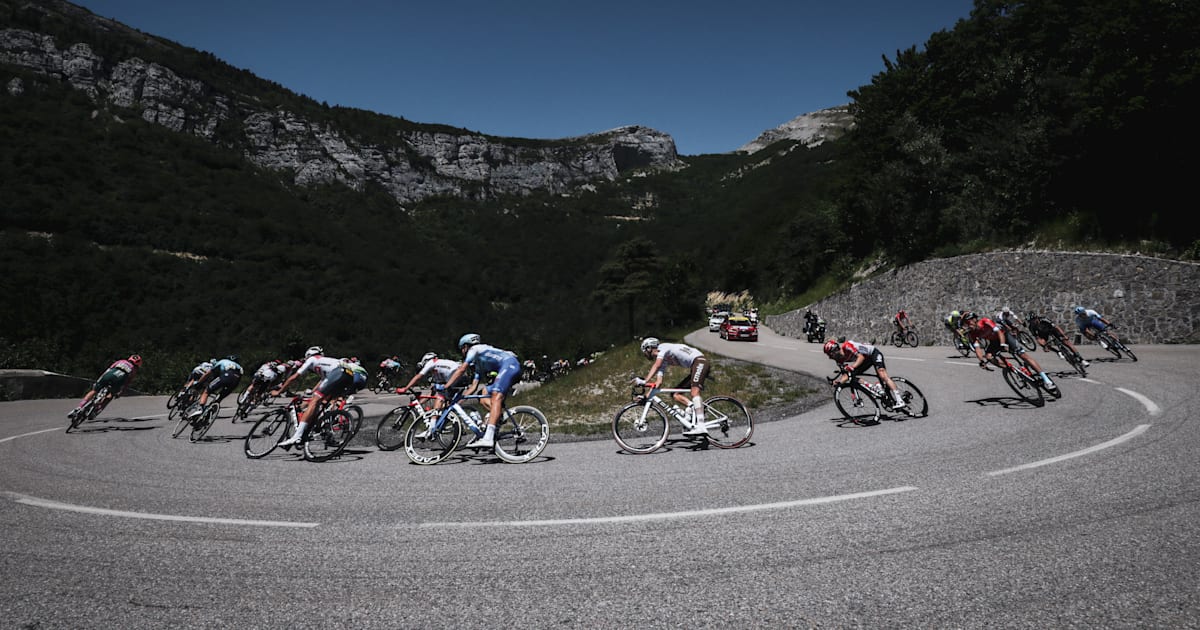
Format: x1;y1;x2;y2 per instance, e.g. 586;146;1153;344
954;337;971;358
404;411;461;465
304;410;354;462
1119;342;1137;362
166;388;182;410
612;403;670;454
890;331;904;348
244;410;291;459
66;401;91;432
1062;346;1088;377
903;330;919;347
1097;333;1123;360
701;396;753;448
1002;367;1044;407
1016;330;1035;350
190;403;219;442
891;377;929;418
494;406;550;464
375;407;415;451
171;405;194;438
833;383;882;425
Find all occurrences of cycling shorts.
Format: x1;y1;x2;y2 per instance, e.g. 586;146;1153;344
315;367;356;399
206;372;242;398
94;367;130;391
983;338;1025;356
486;356;523;397
1083;317;1108;332
848;349;886;376
673;356;710;391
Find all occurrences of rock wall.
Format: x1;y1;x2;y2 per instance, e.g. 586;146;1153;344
767;251;1200;345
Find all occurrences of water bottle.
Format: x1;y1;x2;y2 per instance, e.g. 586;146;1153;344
870;382;885;397
466;409;483;429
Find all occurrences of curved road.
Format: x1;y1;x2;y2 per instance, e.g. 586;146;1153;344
1;328;1197;627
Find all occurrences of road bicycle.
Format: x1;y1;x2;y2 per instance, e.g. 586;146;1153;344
890;328;919;348
611;382;753;454
402;389;550;465
980;350;1059;406
828;369;928;425
997;320;1036;351
951;330;972;357
167;382;201;424
369;372;395;394
66;386;111;432
233;377;277;422
243;392;357;462
1093;328;1138;362
374;388;446;451
1042;335;1088;377
176;398;221;442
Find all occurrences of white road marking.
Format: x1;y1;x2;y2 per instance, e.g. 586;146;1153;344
889;356;924;362
986;424;1151;476
1115;388;1162;416
945;360;978;366
0;427;60;444
5;492;319;528
419;486;919;528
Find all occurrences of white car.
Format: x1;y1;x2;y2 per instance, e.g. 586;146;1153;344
708;312;728;332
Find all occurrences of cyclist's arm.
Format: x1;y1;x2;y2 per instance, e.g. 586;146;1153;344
643;357;665;386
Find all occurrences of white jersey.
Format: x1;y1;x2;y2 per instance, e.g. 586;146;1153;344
654;343;704;375
298;355;341;378
419;358;461;384
255;362;287;381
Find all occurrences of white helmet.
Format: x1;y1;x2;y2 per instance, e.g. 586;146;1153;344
418;352;437;369
305;346;323;358
640;337;660;357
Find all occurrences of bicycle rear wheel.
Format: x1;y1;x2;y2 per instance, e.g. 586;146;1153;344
612;403;669;454
833;383;882;425
190;403;219;442
954;337;971;358
890;331;904;348
244;410;291;459
1097;333;1123;360
404;412;461;465
304;410;354;462
494;406;549;463
1002;367;1044;407
702;396;753;448
891;377;928;418
375;407;415;451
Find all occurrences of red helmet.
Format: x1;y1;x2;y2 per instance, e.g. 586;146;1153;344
822;339;840;358
128;354;143;367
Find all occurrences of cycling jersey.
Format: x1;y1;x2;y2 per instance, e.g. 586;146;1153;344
1029;318;1062;340
832;340;887;375
254;361;286;382
190;361;214;379
969;317;1027;355
94;359;138;392
379;359;402;372
212;359;243;375
654;343;703;372
418;358;462;385
463;344;522;396
297;355;341;378
1075;309;1107;332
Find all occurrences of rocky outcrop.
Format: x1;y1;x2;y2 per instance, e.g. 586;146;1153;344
0;23;684;206
737;105;854;154
767;251;1200;345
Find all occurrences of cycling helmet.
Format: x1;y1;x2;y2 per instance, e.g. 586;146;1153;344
640;337;660;357
226;354;239;363
458;333;481;351
128;354;143;367
1073;306;1085;314
418;352;437;369
962;311;978;321
823;339;840;357
950;310;960;318
305;346;323;358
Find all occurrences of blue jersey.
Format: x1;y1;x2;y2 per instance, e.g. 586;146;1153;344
464;344;517;376
213;359;243;375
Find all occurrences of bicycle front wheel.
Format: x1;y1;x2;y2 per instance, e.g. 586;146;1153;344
891;377;928;418
244;410;291;459
702;396;753;448
404;412;461;465
375;407;415;451
833;383;882;425
494;406;549;464
1002;367;1044;407
1119;342;1137;362
304;410;354;462
612;403;670;454
904;330;919;347
1016;330;1035;350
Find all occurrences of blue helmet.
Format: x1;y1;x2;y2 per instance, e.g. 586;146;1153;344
1073;306;1085;314
458;333;481;351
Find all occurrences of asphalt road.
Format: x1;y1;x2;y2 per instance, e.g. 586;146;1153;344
1;328;1196;628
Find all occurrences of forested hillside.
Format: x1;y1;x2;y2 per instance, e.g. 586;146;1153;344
2;0;1197;393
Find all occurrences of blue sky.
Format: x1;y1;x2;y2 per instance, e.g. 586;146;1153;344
74;0;973;155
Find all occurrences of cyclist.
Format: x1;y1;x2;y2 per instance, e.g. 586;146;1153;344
182;358;216;392
1073;305;1113;341
962;312;1058;391
441;333;523;449
634;337;710;435
69;354;142;420
273;346;356;448
243;359;288;403
1026;312;1090;367
893;309;912;335
187;355;244;418
944;310;967;341
395;351;466;426
378;355;404;381
993;307;1024;336
823;338;908;410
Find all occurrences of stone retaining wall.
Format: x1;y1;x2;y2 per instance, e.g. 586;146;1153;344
767;251;1200;346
